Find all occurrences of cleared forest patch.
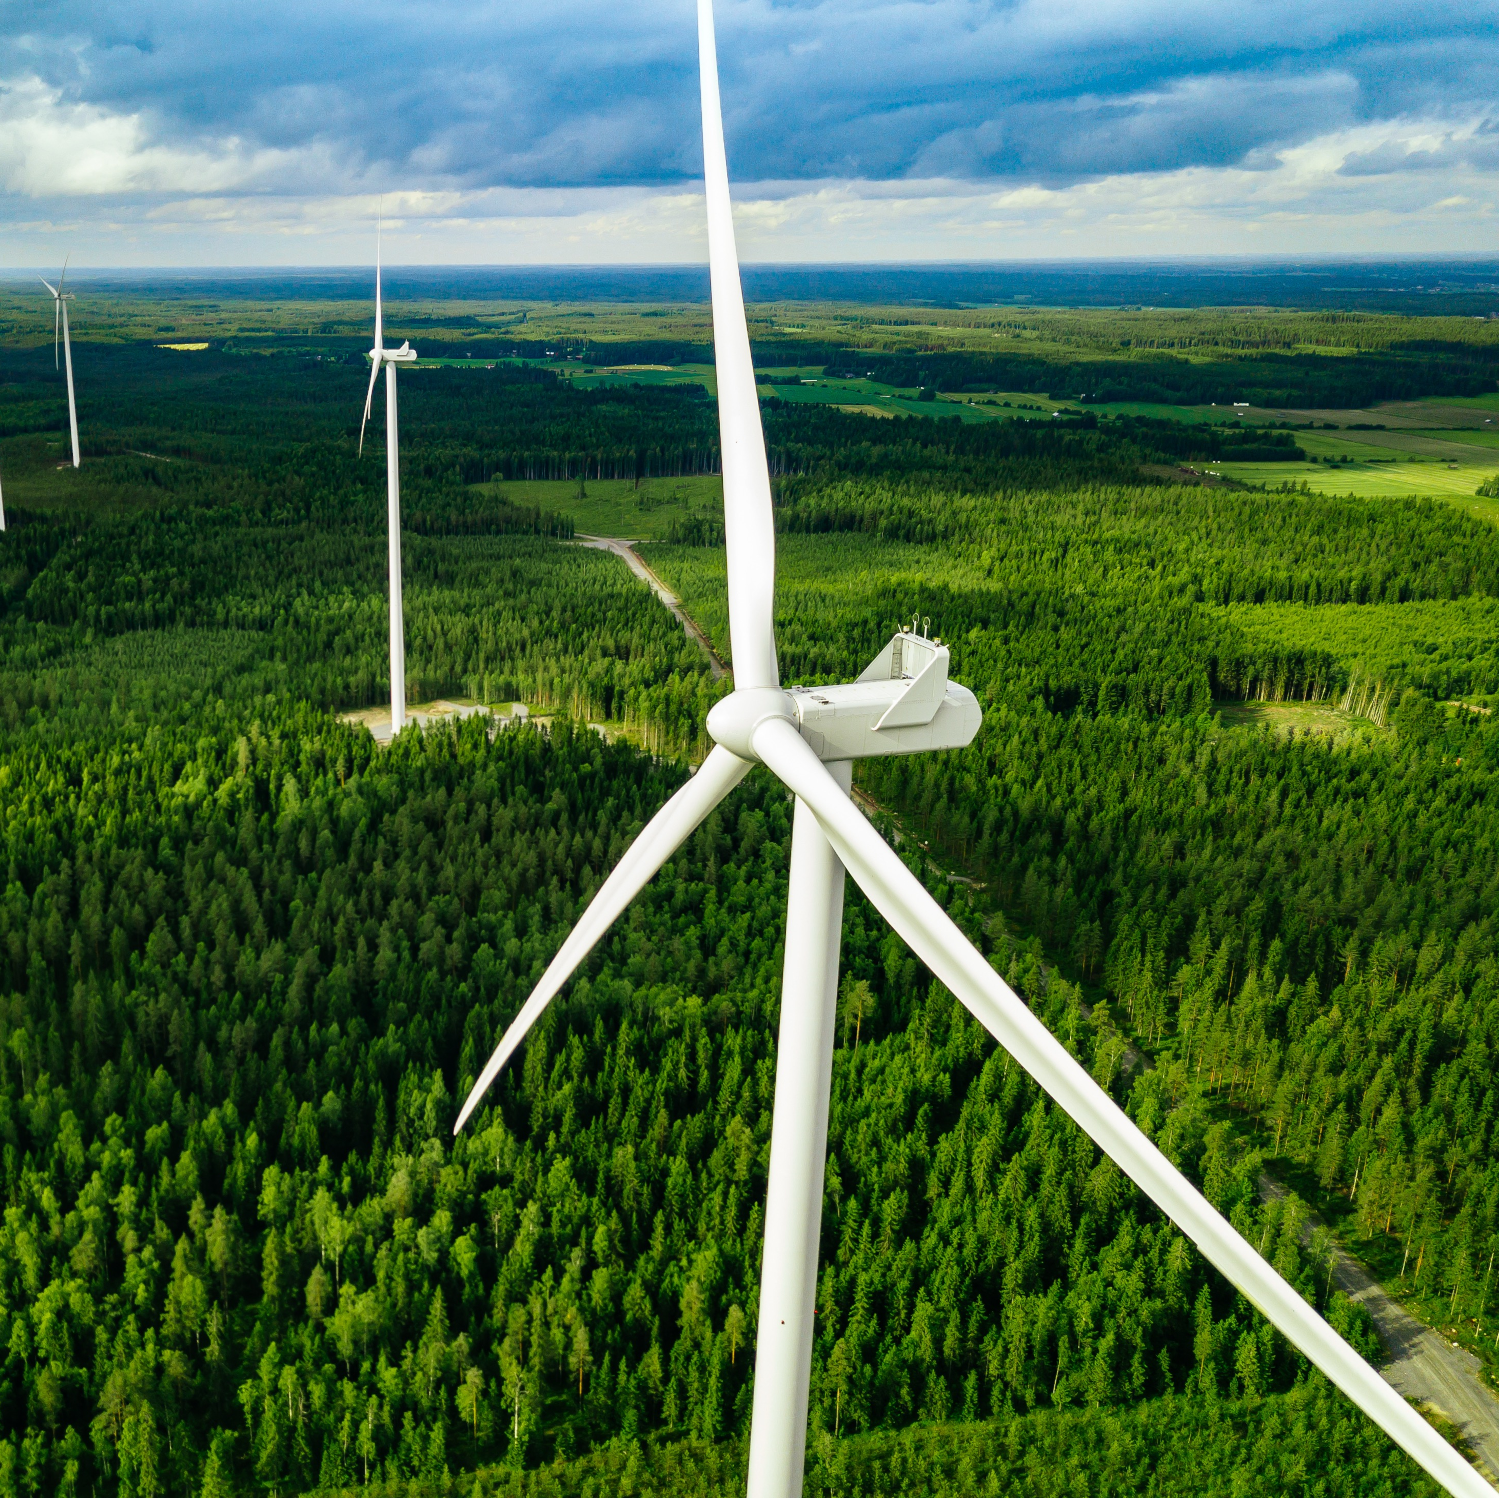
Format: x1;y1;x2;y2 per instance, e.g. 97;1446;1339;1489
1215;698;1386;739
1214;597;1499;704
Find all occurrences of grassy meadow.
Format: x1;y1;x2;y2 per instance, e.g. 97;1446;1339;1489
469;475;724;541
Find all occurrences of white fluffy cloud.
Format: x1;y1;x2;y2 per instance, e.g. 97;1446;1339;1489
1;114;1493;265
0;76;329;197
0;0;1497;263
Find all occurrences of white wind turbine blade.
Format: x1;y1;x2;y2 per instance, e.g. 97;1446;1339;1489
454;744;753;1133
56;255;70;376
356;355;380;455
359;243;383;457
697;0;778;691
750;715;1489;1498
373;230;383;353
41;282;58;368
60;298;79;469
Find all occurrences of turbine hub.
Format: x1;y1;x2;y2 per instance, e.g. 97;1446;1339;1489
706;687;795;761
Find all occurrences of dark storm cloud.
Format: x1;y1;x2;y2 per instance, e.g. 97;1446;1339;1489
3;0;1498;191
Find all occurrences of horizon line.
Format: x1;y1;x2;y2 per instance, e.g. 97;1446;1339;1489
2;252;1499;277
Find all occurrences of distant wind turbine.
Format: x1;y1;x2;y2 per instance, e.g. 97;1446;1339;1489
358;231;417;734
454;5;1490;1496
39;258;80;469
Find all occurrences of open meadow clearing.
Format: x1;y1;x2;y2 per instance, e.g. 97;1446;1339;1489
1213;697;1388;739
469;474;723;540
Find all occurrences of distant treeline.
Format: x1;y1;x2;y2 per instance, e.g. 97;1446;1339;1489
830;347;1499;409
0;350;1302;525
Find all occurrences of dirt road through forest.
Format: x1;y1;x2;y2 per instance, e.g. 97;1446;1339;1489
1261;1176;1499;1486
578;536;728;680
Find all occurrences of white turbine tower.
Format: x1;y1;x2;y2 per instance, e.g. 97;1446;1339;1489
455;6;1490;1496
39;259;80;470
359;232;417;735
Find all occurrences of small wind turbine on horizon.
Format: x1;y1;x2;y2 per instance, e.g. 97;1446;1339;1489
359;229;417;735
40;258;80;469
454;5;1489;1496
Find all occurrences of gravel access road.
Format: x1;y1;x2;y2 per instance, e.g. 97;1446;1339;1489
578;536;728;680
1261;1175;1499;1487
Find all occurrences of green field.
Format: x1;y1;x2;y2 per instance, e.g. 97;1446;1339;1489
1215;459;1499;510
1297;428;1499;462
1409;426;1499;449
752;375;1011;423
469;475;723;540
1424;390;1499;410
570;362;718;393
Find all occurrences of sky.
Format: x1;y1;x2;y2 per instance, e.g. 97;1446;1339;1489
1;0;1498;267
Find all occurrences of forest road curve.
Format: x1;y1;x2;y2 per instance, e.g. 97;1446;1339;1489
1260;1174;1499;1488
577;536;728;681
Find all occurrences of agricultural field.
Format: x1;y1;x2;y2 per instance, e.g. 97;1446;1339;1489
1210;458;1499;505
2;289;1499;1497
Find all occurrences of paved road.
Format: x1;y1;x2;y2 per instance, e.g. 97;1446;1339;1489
1261;1175;1499;1487
577;536;728;680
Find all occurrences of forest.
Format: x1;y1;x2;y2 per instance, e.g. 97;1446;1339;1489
0;300;1496;1497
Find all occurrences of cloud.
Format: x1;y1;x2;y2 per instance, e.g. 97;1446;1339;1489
5;0;1499;190
2;116;1492;267
0;1;1497;261
0;76;335;196
1338;118;1499;175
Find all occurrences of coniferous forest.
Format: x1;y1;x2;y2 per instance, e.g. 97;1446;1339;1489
0;310;1496;1498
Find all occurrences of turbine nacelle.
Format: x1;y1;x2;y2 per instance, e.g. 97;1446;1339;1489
705;629;982;765
370;341;416;365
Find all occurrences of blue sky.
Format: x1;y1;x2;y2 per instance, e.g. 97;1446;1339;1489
1;0;1497;265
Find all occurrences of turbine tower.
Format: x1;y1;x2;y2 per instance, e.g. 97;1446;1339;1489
39;259;80;469
359;233;417;735
455;6;1489;1495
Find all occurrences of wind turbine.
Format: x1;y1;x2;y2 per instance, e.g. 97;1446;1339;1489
359;229;417;734
39;258;80;469
454;6;1489;1496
